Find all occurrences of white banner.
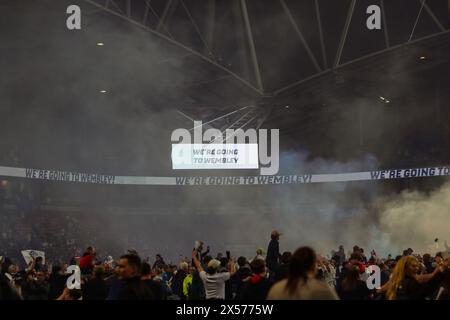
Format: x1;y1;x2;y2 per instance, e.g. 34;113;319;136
1;165;450;186
171;144;259;170
21;250;45;265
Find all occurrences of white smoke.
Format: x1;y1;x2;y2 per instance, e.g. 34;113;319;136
376;181;450;256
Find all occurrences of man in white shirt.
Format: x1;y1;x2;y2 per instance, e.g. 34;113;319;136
192;249;236;300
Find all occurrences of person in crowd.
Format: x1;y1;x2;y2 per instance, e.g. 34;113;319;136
83;265;108;300
267;247;339;300
1;257;13;276
187;252;210;300
348;252;366;274
379;263;390;286
231;256;252;299
218;257;233;300
0;266;21;300
152;267;164;282
402;248;414;257
5;264;20;282
183;266;194;300
382;255;450;300
359;248;368;264
273;252;291;282
336;265;371;300
21;270;49;300
188;268;206;300
422;254;434;274
336;245;346;266
116;254;154;300
237;258;271;300
192;242;210;268
153;254;166;269
192;248;236;300
162;264;174;284
318;256;336;288
266;230;281;275
436;257;450;300
26;256;45;273
4;263;23;296
141;262;167;300
79;246;96;275
253;248;265;262
48;265;67;300
171;261;188;300
106;264;122;300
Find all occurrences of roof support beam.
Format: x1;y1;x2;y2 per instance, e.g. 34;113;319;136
409;0;426;41
142;0;151;25
156;0;174;32
240;0;264;92
205;0;216;58
422;0;446;32
180;0;216;60
83;0;263;95
274;29;450;96
334;0;356;67
314;0;328;69
280;0;322;73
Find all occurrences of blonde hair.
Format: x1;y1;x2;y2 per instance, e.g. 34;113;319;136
386;256;417;300
179;262;189;271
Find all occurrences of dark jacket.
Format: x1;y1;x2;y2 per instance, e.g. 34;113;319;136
118;277;154;300
83;277;109;300
152;260;166;269
171;270;187;300
336;280;371;300
106;275;122;300
266;239;280;272
188;271;205;300
22;280;50;300
396;272;445;300
231;267;252;299
237;275;272;300
144;279;167;300
0;273;21;300
48;273;67;300
437;269;450;300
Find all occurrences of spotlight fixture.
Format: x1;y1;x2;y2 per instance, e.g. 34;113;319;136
100;90;107;93
97;42;104;46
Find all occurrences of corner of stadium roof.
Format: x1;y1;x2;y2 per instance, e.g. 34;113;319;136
81;0;450;134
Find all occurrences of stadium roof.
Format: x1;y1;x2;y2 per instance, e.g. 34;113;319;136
1;0;450;173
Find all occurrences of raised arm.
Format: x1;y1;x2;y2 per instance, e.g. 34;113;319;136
229;258;237;276
192;249;204;273
415;265;441;283
25;257;36;273
201;246;210;258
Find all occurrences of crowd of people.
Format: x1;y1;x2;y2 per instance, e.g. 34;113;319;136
1;229;449;300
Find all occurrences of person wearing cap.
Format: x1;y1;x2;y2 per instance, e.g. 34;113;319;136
192;248;236;300
266;230;282;275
